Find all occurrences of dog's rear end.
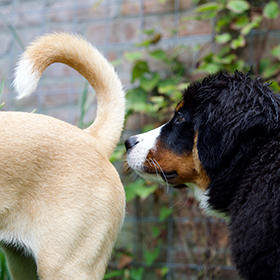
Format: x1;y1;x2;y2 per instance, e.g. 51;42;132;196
0;33;126;280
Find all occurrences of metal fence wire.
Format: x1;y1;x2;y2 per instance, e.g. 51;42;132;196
1;0;276;279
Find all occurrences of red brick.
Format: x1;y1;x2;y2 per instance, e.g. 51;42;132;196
108;19;139;43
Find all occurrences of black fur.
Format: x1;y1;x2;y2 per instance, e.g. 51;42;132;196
159;103;194;155
182;71;280;279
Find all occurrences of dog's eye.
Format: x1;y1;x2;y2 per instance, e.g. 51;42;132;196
175;112;184;124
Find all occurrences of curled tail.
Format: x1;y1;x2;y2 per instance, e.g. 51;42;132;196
13;33;125;158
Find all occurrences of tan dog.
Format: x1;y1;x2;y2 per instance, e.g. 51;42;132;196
0;33;126;280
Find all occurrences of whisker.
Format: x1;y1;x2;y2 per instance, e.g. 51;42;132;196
172;189;190;212
146;158;162;188
151;158;170;193
170;189;186;209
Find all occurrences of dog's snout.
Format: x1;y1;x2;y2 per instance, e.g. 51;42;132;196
125;137;139;151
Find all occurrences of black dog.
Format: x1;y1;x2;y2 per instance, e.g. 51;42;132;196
125;71;280;280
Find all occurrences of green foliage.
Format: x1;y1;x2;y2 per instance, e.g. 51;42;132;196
0;250;10;280
187;0;280;82
125;29;187;121
263;1;279;20
125;179;158;202
106;2;280;279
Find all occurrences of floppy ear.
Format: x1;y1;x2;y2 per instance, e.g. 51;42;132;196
224;113;268;154
197;112;269;177
197;124;224;175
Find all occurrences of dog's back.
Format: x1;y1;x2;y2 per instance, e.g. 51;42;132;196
0;33;126;280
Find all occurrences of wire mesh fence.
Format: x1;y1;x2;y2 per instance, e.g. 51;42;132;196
2;0;280;279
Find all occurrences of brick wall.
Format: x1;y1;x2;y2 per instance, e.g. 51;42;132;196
0;0;213;125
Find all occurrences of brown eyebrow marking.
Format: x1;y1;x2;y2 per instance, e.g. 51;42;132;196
175;100;185;112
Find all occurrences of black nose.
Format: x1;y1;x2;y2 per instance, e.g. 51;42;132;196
125;137;139;151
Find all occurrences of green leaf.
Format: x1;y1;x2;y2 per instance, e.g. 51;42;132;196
135;184;158;199
126;88;148;113
176;83;190;91
149;50;168;61
140;73;161;92
271;44;280;60
233;16;249;29
232;59;245;71
226;0;250;14
270;81;280;92
135;33;161;47
144;247;160;266
259;58;271;74
144;28;155;35
158;84;177;94
160;267;170;277
241;15;262;35
263;1;279;20
132;61;149;82
216;16;231;32
262;63;280;79
151;226;161;238
130;268;145;280
213;54;236;64
104;269;124;279
217;45;231;57
124;179;146;202
110;146;125;163
159;207;173;221
125;51;143;62
230;35;246;49
195;2;220;12
215;33;232;44
198;62;221;74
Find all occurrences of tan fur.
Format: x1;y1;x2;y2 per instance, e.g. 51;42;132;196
1;33;126;280
144;136;210;190
193;132;210;191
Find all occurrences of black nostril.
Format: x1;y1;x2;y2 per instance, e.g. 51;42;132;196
125;137;139;151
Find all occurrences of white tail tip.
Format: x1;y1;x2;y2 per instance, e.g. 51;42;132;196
13;58;40;100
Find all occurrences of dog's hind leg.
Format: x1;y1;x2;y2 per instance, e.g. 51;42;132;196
35;217;121;280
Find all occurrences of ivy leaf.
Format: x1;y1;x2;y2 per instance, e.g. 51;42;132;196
215;33;232;44
270;81;280;92
151;226;161;238
241;15;262;35
232;16;249;29
126;88;148;113
198;62;221;74
125;51;143;62
104;270;124;279
195;2;220;13
213;54;236;64
231;35;246;49
149;50;168;61
262;63;280;79
130;268;145;280
140;73;161;92
125;179;157;201
272;44;280;60
124;179;145;202
263;1;279;20
132;61;149;82
159;207;173;221
135;184;158;199
160;267;170;277
226;0;250;14
144;247;160;266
